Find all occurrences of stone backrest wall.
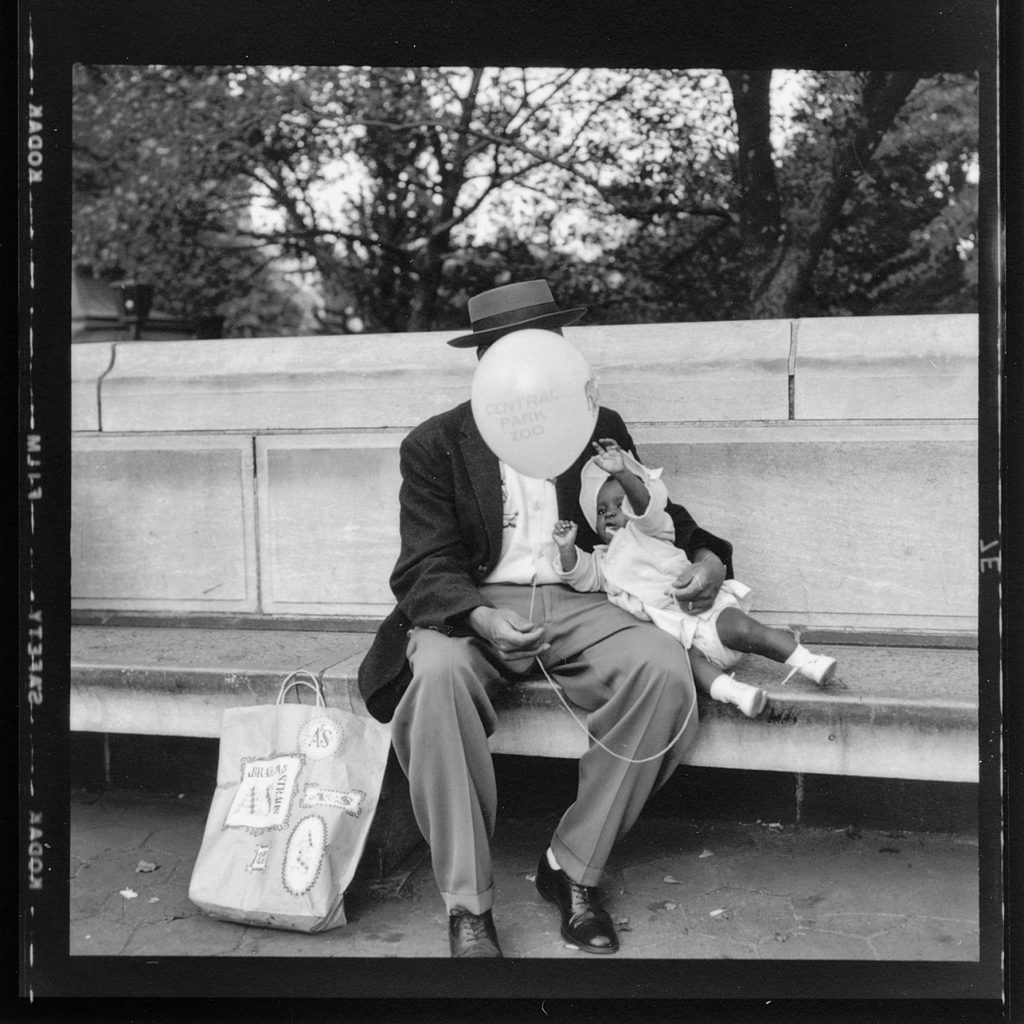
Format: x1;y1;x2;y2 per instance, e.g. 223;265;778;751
71;314;978;636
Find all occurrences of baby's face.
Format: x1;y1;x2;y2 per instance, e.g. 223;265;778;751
595;478;627;543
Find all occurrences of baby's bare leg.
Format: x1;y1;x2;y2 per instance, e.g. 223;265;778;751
687;648;722;696
714;607;797;663
715;607;837;686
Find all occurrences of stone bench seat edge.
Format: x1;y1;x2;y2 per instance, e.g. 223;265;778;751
70;627;978;727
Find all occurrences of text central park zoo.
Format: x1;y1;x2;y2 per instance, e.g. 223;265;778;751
486;390;558;438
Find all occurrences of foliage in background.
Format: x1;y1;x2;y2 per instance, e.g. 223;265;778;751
73;66;312;335
72;65;978;337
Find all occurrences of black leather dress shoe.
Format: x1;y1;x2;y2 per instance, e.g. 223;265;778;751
535;854;619;954
449;908;504;957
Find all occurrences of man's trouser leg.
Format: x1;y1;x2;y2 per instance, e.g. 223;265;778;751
479;584;699;889
390;627;506;915
547;620;699;887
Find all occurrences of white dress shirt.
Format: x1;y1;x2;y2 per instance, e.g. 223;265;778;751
483;463;563;585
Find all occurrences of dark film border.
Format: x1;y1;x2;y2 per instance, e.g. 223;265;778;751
17;0;1008;1019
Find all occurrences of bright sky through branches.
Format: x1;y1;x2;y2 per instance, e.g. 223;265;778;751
249;66;813;265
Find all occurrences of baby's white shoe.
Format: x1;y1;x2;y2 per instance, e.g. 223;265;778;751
797;654;837;686
781;646;838;686
710;675;768;718
732;683;768;718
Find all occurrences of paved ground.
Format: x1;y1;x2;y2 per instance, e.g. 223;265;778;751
69;787;979;960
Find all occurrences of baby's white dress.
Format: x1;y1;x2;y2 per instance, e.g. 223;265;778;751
556;473;752;669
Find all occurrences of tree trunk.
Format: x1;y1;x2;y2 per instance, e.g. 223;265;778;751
723;70;782;249
727;70;921;319
407;232;450;332
724;69;790;317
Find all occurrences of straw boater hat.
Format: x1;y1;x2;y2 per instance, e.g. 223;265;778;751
578;450;663;535
447;279;587;348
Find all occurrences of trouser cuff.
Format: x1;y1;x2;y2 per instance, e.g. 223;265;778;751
550;834;604;888
441;884;494;916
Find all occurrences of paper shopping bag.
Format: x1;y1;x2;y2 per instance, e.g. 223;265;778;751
188;670;391;932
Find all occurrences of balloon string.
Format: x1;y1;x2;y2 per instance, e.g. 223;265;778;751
534;655;696;765
527;479;549;623
528;484;694;765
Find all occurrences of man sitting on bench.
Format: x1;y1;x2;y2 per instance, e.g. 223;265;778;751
357;279;732;957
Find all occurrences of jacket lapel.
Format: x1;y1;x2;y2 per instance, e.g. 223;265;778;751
459;406;504;558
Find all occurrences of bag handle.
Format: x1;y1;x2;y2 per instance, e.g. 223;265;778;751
276;669;326;707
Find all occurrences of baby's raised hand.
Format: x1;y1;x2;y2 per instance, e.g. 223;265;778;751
591;438;626;474
552;520;578;549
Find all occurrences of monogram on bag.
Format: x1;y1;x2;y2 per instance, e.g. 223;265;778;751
188;669;391;932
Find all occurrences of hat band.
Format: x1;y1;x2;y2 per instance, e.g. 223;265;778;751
471;300;561;333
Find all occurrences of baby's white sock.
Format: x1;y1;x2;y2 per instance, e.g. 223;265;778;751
785;644;814;669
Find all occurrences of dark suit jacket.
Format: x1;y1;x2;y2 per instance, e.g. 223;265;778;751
357;401;733;722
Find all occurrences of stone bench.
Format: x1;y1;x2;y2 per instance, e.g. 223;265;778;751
70;625;977;783
70;314;979;797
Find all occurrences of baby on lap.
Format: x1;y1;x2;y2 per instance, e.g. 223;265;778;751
552;439;837;717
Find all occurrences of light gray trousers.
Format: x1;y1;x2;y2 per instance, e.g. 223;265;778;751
389;583;699;915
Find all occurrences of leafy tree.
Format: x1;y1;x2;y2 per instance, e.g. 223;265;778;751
73;65;977;337
803;73;979;316
592;70;977;320
74;65;640;335
730;69;978;317
73;64;312;335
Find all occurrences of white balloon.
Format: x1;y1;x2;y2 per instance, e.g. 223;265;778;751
470;328;599;478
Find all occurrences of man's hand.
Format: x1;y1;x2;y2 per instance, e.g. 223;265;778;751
666;551;726;614
468;606;549;670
